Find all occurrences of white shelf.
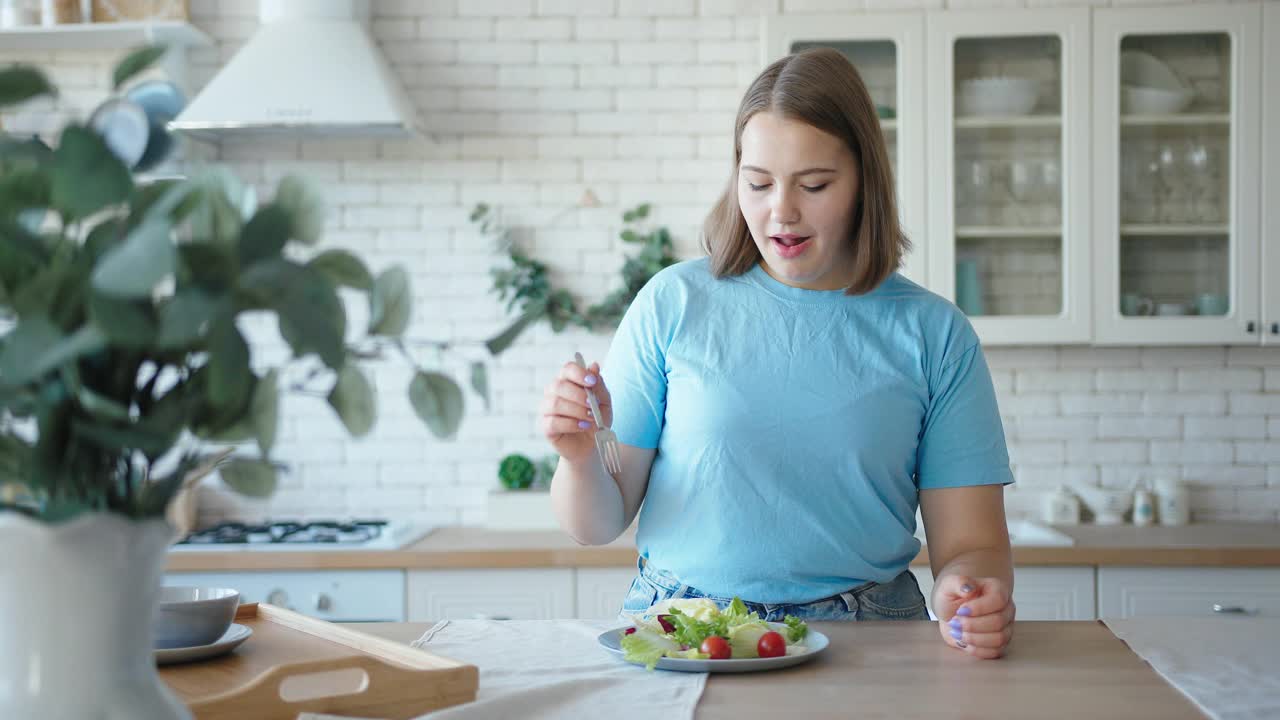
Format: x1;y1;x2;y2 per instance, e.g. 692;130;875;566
880;118;897;131
1121;113;1230;127
956;225;1063;239
0;21;211;51
955;115;1062;130
1120;223;1230;236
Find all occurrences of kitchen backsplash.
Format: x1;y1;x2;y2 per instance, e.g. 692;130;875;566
2;0;1276;528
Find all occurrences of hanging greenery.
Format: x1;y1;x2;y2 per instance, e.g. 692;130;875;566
472;203;678;355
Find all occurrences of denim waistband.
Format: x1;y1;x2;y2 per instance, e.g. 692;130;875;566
635;555;882;612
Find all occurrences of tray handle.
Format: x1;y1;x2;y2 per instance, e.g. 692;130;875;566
188;654;478;720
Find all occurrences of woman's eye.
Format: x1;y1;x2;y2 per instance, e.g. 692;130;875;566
748;182;771;192
802;184;828;193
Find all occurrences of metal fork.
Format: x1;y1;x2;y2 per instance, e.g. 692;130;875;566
573;352;622;477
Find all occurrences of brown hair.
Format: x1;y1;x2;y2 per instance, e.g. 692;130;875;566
701;47;909;295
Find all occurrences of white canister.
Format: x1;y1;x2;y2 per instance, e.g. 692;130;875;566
1041;485;1081;525
40;0;54;26
1154;477;1190;526
1132;484;1155;527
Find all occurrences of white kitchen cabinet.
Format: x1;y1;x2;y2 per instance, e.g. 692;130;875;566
926;8;1092;345
1098;567;1280;618
1262;2;1280;345
761;12;928;286
1092;3;1264;345
164;569;406;623
912;566;1096;621
576;567;639;621
407;568;574;621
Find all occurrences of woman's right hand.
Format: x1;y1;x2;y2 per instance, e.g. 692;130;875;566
539;359;614;465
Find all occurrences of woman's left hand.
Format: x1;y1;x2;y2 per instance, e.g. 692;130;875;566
932;574;1015;659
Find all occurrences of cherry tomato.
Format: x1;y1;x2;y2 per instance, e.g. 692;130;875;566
700;635;731;660
757;631;786;658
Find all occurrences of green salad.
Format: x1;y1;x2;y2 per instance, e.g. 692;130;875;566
619;597;809;670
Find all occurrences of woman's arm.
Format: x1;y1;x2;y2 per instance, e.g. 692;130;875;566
919;484;1015;659
551;444;655;546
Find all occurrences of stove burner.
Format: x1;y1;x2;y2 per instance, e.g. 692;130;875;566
179;520;389;546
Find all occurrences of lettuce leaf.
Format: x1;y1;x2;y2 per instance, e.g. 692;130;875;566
620;629;681;670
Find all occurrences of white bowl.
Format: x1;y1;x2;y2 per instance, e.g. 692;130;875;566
1122;84;1194;114
1120;50;1188;93
153;587;240;650
958;76;1039;117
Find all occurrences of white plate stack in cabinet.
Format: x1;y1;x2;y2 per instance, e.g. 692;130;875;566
926;8;1092;345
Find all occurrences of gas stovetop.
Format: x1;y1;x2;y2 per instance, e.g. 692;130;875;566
170;519;431;552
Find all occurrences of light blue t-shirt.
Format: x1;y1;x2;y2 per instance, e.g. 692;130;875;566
603;257;1014;604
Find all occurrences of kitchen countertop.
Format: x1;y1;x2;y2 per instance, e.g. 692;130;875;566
165;522;1280;572
349;619;1206;719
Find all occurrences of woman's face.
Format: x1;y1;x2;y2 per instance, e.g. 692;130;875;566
736;111;860;291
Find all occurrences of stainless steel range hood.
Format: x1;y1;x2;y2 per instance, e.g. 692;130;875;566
169;0;422;138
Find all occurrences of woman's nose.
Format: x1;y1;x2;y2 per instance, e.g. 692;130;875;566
769;188;800;224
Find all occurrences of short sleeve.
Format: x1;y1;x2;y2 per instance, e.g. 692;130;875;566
602;275;674;449
915;342;1015;490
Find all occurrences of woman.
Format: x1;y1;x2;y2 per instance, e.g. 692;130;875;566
540;48;1016;660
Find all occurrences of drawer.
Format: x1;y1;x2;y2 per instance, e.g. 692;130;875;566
1098;567;1280;618
164;569;406;622
408;568;574;621
912;566;1096;620
576;567;638;620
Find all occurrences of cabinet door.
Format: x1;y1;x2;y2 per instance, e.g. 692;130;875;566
1093;3;1263;345
1098;567;1280;618
575;567;638;620
912;566;1095;620
407;569;574;621
1262;3;1280;345
762;12;927;286
926;8;1092;345
164;570;406;622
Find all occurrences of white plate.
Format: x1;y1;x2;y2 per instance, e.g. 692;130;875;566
598;622;829;673
155;623;252;666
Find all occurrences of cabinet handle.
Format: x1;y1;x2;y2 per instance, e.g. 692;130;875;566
1246;321;1257;333
1271;322;1279;335
1211;604;1254;615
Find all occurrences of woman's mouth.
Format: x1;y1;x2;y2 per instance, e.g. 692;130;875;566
771;234;811;258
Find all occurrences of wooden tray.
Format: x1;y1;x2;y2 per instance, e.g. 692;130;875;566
159;603;478;720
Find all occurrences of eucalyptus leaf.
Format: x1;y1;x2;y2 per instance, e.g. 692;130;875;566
327;364;375;437
409;371;464;440
72;419;172;458
251;369;279;456
207;316;251;414
470;361;490;411
275;174;325;245
484;306;543;356
75;382;131;422
0;65;56;108
156;289;218;349
112;45;167;91
91;218;174;298
218;458;278;498
309;249;372;292
88;292;156;348
51;126;132;221
240;259;345;369
369;266;410;337
0;319;105;388
238;203;291;268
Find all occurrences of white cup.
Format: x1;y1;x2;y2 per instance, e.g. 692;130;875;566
1155;302;1189;316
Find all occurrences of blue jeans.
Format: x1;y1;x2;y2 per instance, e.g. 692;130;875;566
619;556;930;622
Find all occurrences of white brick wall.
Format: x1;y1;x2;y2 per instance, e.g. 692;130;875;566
2;0;1278;527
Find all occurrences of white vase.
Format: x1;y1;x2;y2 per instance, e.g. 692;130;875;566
0;511;192;720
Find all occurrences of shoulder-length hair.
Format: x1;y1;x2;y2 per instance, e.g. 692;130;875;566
701;47;909;295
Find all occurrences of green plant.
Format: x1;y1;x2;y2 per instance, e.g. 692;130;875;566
497;453;536;490
474;203;677;355
0;48;473;522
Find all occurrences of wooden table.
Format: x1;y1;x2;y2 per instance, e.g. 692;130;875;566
355;620;1204;719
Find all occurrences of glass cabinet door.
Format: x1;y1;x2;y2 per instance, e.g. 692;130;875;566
763;13;926;285
1265;3;1280;346
1093;4;1262;345
928;9;1091;344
